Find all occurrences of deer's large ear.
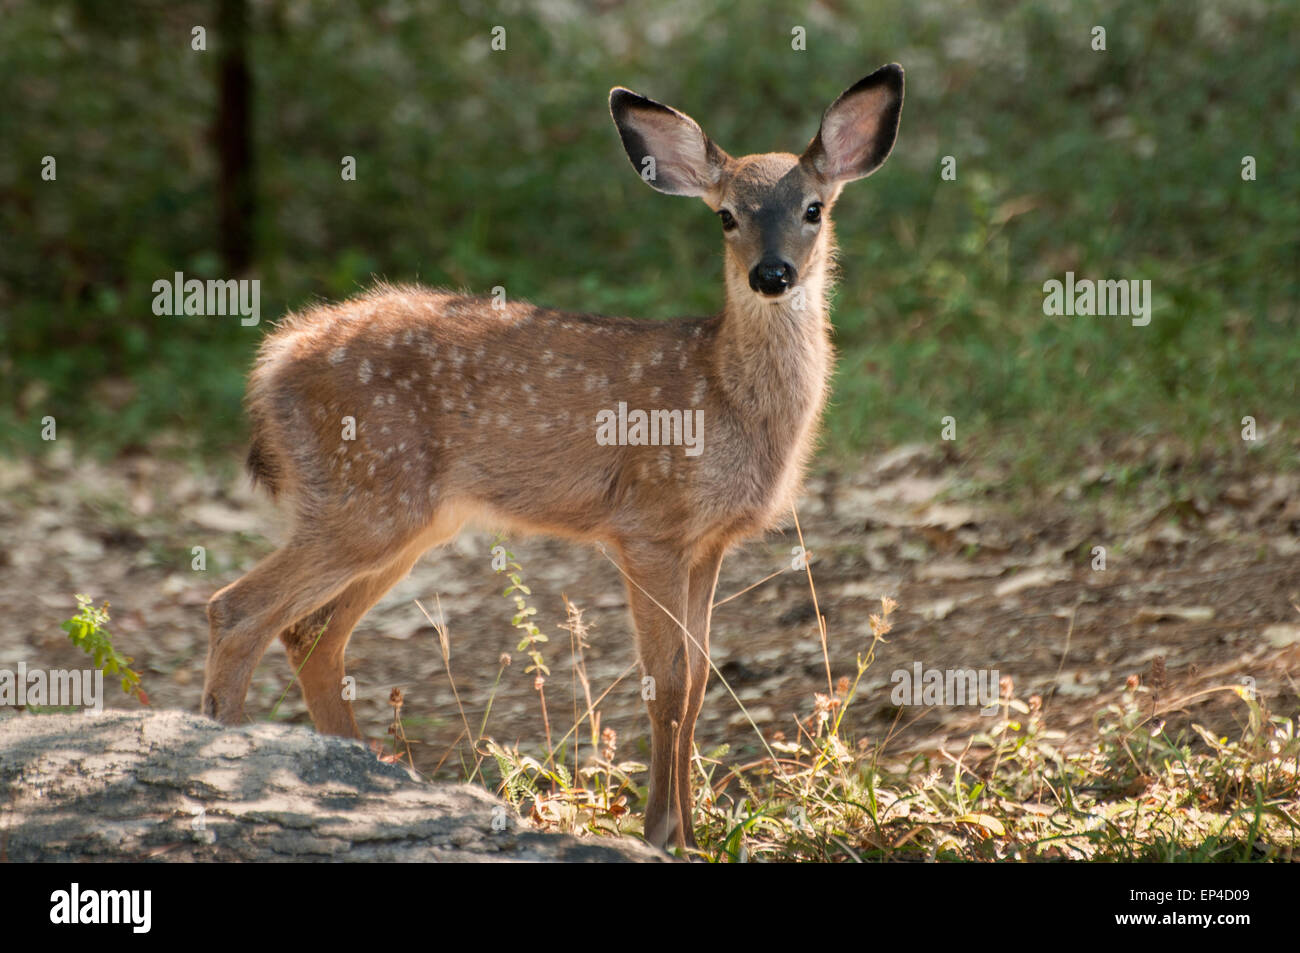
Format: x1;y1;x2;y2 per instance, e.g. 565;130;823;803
801;64;904;184
610;88;730;198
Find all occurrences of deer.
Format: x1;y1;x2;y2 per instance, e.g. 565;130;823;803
202;63;904;851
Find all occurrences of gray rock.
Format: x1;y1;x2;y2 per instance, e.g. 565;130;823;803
0;710;667;863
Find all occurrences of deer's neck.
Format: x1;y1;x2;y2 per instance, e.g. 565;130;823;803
715;265;833;429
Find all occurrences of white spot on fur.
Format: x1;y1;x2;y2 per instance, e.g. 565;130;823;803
329;347;347;365
358;359;373;384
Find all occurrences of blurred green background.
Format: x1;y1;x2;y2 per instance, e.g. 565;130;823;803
2;0;1297;484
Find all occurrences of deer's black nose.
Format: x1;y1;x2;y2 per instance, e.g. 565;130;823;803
749;259;796;296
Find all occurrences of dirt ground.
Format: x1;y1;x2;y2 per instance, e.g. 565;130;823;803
2;441;1298;782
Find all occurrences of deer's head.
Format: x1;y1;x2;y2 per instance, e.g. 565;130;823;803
611;64;904;305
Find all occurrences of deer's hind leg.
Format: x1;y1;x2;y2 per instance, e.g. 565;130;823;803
202;503;433;726
202;538;366;727
277;550;424;738
203;495;468;733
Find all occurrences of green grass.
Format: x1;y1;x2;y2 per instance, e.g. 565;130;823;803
1;0;1297;486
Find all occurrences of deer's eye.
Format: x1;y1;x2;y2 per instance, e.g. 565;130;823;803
718;209;737;231
804;202;823;224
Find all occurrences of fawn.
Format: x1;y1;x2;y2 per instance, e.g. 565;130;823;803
203;64;904;850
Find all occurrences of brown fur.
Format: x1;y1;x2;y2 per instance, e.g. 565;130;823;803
202;65;904;851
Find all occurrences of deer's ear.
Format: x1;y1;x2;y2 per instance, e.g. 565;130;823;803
610;88;730;198
801;64;904;184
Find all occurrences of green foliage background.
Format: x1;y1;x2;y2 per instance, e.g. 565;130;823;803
2;0;1296;481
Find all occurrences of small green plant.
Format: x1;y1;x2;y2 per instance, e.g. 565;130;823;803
60;594;149;705
494;543;549;677
484;732;644;838
472;589;647;837
491;541;556;758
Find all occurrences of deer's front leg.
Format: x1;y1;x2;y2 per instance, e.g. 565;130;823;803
676;544;725;848
619;542;691;850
